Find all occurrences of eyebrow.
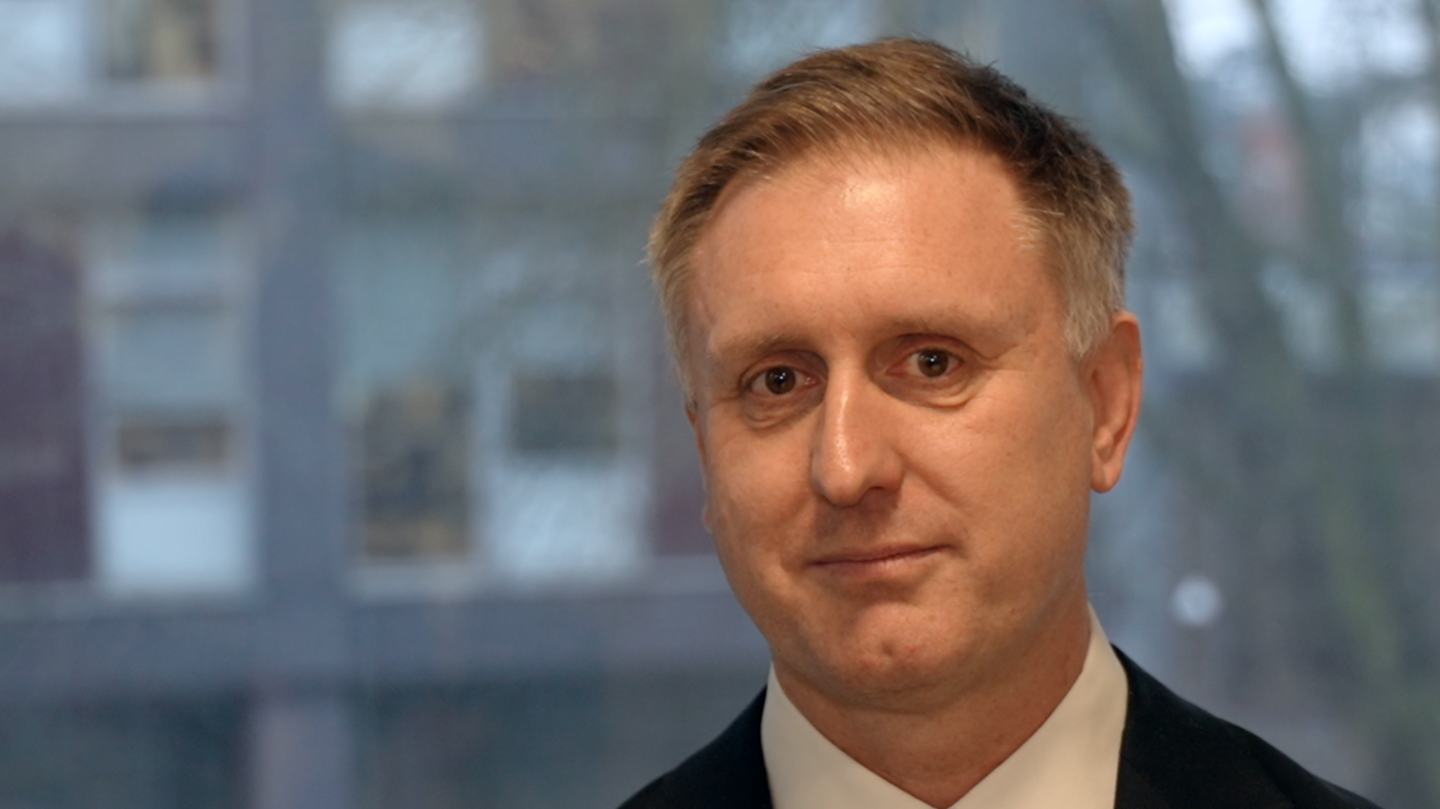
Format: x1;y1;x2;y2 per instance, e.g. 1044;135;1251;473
703;311;1009;370
703;332;807;373
887;314;990;338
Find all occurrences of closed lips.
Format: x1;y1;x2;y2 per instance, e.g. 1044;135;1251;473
813;546;945;567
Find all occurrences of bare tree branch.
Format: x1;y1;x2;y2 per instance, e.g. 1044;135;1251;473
1076;0;1440;803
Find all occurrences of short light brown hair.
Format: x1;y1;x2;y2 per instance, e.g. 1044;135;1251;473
650;38;1133;395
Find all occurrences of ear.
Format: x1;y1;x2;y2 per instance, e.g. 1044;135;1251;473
1086;313;1143;493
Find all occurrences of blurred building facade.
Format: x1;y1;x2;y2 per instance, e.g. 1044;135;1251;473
0;0;1436;807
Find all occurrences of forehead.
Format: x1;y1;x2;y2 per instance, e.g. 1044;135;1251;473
697;142;1035;281
685;146;1056;370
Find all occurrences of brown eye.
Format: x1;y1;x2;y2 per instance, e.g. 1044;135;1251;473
763;367;797;395
916;350;951;377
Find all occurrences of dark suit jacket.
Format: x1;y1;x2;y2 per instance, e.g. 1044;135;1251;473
618;650;1381;808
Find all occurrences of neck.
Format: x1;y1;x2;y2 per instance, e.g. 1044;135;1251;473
773;596;1092;809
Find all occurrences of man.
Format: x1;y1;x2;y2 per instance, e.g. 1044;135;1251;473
621;39;1379;809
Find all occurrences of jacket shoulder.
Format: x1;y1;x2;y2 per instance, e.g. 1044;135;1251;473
1115;648;1382;809
617;690;772;809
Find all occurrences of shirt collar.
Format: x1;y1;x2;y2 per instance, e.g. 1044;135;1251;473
761;607;1128;809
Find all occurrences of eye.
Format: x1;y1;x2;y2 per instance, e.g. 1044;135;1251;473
914;349;953;378
884;343;974;406
756;366;798;395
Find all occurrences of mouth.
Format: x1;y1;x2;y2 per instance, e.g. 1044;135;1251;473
810;545;946;574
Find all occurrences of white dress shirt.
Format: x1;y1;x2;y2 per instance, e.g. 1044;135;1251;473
761;608;1128;809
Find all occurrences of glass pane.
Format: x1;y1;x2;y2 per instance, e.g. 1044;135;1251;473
94;472;255;595
510;372;617;454
89;209;233;302
116;414;231;469
0;0;87;104
359;380;469;559
100;304;236;410
103;0;219;83
334;211;467;400
336;211;475;563
328;0;484;111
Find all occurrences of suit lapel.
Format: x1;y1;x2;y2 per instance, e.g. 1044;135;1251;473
619;689;773;809
1113;650;1292;809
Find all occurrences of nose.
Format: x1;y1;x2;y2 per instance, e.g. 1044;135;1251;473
809;372;903;507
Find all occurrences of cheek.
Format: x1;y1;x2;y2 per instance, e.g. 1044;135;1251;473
701;455;801;626
705;467;794;550
702;435;792;545
985;383;1096;570
989;368;1093;477
700;429;820;604
703;413;807;499
915;383;1093;542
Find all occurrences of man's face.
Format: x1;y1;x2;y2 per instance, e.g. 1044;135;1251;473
684;146;1130;708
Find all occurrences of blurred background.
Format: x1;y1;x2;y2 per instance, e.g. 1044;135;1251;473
0;0;1436;806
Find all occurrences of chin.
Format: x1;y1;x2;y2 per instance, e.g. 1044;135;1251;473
807;652;976;713
795;615;986;706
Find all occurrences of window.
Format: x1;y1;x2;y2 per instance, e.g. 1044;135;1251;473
0;0;223;107
338;214;649;588
85;206;254;597
104;0;219;86
359;380;470;560
477;294;643;587
336;210;473;567
328;0;485;112
0;0;89;104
